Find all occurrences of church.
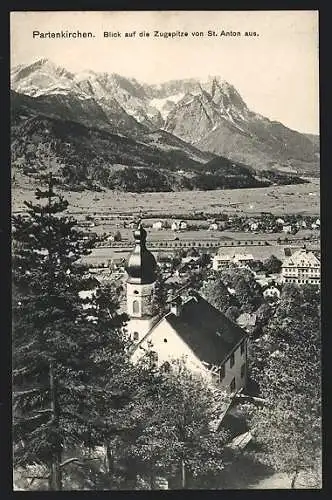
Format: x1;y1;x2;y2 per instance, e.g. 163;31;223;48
125;224;248;394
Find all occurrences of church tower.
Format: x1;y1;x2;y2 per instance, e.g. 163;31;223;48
125;224;159;343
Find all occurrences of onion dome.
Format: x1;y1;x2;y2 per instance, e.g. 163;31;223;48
125;224;157;284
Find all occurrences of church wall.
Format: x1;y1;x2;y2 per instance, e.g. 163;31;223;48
221;339;247;393
130;319;248;393
131;319;212;381
125;316;159;342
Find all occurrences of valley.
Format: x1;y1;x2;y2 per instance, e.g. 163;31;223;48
12;178;319;217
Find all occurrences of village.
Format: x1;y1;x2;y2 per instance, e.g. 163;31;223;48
12;175;321;487
66;213;321;489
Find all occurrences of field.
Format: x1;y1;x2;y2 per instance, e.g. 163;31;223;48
12;176;320;268
12;178;320;217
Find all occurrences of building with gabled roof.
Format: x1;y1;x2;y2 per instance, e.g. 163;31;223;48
125;224;248;394
281;248;320;286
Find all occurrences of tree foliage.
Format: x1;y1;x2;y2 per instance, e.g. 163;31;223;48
200;277;234;313
262;255;282;275
12;176;128;489
120;360;229;489
247;283;321;487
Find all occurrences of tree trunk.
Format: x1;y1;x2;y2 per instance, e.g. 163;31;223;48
105;443;115;486
149;464;155;490
49;361;62;491
181;459;186;489
50;453;62;491
291;470;299;489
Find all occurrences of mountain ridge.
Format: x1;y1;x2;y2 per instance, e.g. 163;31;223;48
11;58;318;188
11;89;306;193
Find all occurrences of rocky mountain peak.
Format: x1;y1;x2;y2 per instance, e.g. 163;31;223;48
10;59;319;176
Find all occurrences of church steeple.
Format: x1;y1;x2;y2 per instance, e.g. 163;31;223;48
125;223;157;285
125;223;159;342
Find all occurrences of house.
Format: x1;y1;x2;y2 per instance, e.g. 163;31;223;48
212;254;232;271
255;276;271;288
171;220;187;231
124;224;248;394
282;225;292;234
233;253;254;267
213;252;254;270
152;220;164;230
263;285;281;299
249;222;259;232
281;248;320;286
181;256;200;265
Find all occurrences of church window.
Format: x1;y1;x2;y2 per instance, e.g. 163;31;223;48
133;290;139;295
229;352;235;368
133;331;139;341
240;342;245;355
219;365;225;381
241;363;246;378
164;338;168;343
230;377;236;392
133;300;139;314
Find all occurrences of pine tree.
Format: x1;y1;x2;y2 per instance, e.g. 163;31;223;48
12;175;127;490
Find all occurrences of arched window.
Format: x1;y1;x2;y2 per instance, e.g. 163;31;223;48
133;300;139;314
133;331;139;341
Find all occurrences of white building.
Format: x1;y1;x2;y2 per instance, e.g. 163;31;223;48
125;225;248;394
263;285;281;299
212;254;232;271
152;220;163;230
249;222;259;231
281;248;320;286
208;223;219;231
282;225;292;234
212;252;254;271
171;220;188;231
233;253;254;267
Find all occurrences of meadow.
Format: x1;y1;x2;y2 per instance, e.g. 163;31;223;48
12;178;320;217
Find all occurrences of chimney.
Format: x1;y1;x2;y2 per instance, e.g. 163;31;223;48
170;296;182;317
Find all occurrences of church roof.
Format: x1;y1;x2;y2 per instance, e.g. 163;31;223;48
125;224;157;284
165;295;247;365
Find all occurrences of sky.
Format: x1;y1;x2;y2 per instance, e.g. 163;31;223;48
10;11;319;134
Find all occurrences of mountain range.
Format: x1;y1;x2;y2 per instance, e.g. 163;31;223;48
11;58;319;192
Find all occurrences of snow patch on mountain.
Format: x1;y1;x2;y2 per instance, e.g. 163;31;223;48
150;93;185;119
